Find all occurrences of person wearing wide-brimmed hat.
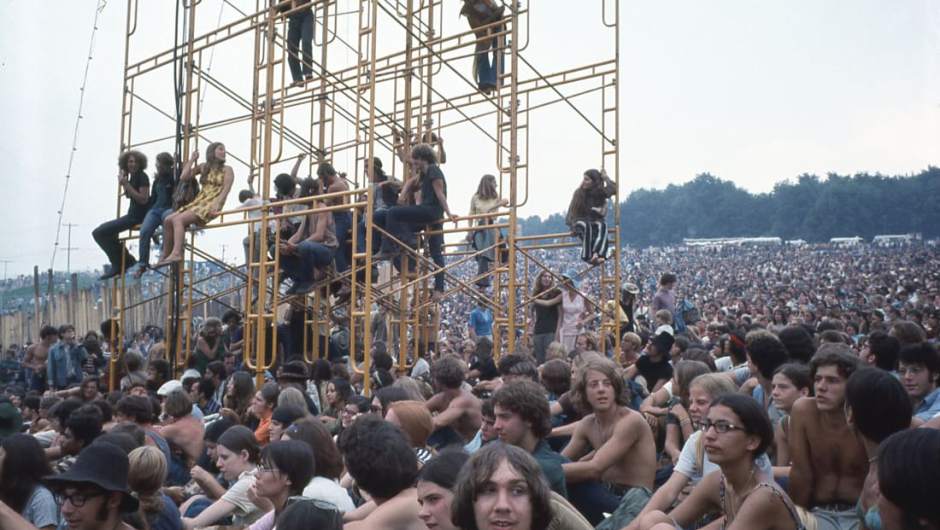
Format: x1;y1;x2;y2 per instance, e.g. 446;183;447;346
44;441;139;530
275;361;319;416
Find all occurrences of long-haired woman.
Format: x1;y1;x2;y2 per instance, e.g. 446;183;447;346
156;142;235;267
637;395;803;530
565;168;616;265
467;174;508;287
0;434;57;530
223;371;255;422
181;425;262;529
528;270;562;364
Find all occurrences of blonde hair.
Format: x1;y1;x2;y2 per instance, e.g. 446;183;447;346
621;332;642;349
128;446;167;519
545;342;567;362
688;373;737;400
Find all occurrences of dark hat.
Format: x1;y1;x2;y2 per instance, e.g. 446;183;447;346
651;327;675;353
271;404;306;426
277;361;309;382
0;401;23;439
44;441;139;512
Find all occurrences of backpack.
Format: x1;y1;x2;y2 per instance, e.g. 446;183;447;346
673;299;699;334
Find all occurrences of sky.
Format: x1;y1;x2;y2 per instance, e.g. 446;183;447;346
0;0;938;278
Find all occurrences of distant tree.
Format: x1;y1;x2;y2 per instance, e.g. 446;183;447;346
519;167;940;246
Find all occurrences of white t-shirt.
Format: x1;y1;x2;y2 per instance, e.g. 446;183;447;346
302;476;356;513
674;430;772;486
411;357;430;379
222;468;262;526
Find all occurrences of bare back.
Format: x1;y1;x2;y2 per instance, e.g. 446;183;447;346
160;415;205;464
427;389;482;443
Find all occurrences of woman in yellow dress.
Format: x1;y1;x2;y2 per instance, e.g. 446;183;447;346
155;142;234;267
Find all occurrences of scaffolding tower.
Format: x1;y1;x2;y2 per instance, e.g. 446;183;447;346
108;0;621;392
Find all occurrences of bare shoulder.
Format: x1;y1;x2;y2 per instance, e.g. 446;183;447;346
790;397;817;418
573;413;595;433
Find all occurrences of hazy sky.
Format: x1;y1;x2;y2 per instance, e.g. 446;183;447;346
1;0;938;278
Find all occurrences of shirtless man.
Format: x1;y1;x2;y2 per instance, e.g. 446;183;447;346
789;346;867;530
425;354;482;446
316;162;352;273
562;358;656;529
24;325;58;392
158;389;205;466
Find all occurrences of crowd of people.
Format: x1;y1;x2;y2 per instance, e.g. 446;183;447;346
0;240;939;530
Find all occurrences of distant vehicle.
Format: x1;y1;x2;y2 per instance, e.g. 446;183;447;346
682;237;782;247
829;236;864;246
872;234;920;246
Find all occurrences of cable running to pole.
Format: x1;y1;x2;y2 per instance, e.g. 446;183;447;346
50;0;108;271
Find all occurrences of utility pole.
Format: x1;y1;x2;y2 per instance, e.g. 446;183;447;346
0;259;11;342
64;223;79;275
220;244;227;265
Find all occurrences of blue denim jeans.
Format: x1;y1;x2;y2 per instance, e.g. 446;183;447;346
381;205;445;292
475;27;503;89
138;207;172;265
282;240;335;284
287;9;314;82
356;208;388;254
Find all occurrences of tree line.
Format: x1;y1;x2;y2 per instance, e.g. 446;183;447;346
517;167;940;247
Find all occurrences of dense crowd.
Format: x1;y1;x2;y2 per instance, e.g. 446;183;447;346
0;241;938;530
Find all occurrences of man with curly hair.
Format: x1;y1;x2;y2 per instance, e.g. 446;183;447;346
93;150;151;280
339;416;425;530
492;379;569;497
425;355;482;447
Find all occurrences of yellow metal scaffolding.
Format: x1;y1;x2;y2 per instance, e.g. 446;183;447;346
107;0;622;393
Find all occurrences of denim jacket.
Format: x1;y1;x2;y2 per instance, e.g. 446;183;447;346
46;342;85;389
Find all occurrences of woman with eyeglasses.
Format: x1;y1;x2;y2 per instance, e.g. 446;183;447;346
637;394;804;530
340;395;371;432
246;440;316;530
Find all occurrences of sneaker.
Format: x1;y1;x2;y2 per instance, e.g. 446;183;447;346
373;248;400;261
98;267;120;281
285;281;315;296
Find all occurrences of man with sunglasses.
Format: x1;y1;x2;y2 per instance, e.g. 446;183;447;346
44;441;139;530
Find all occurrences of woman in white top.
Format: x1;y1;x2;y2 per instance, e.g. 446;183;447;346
182;425;262;529
281;419;355;512
556;270;588;353
467;174;508;288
